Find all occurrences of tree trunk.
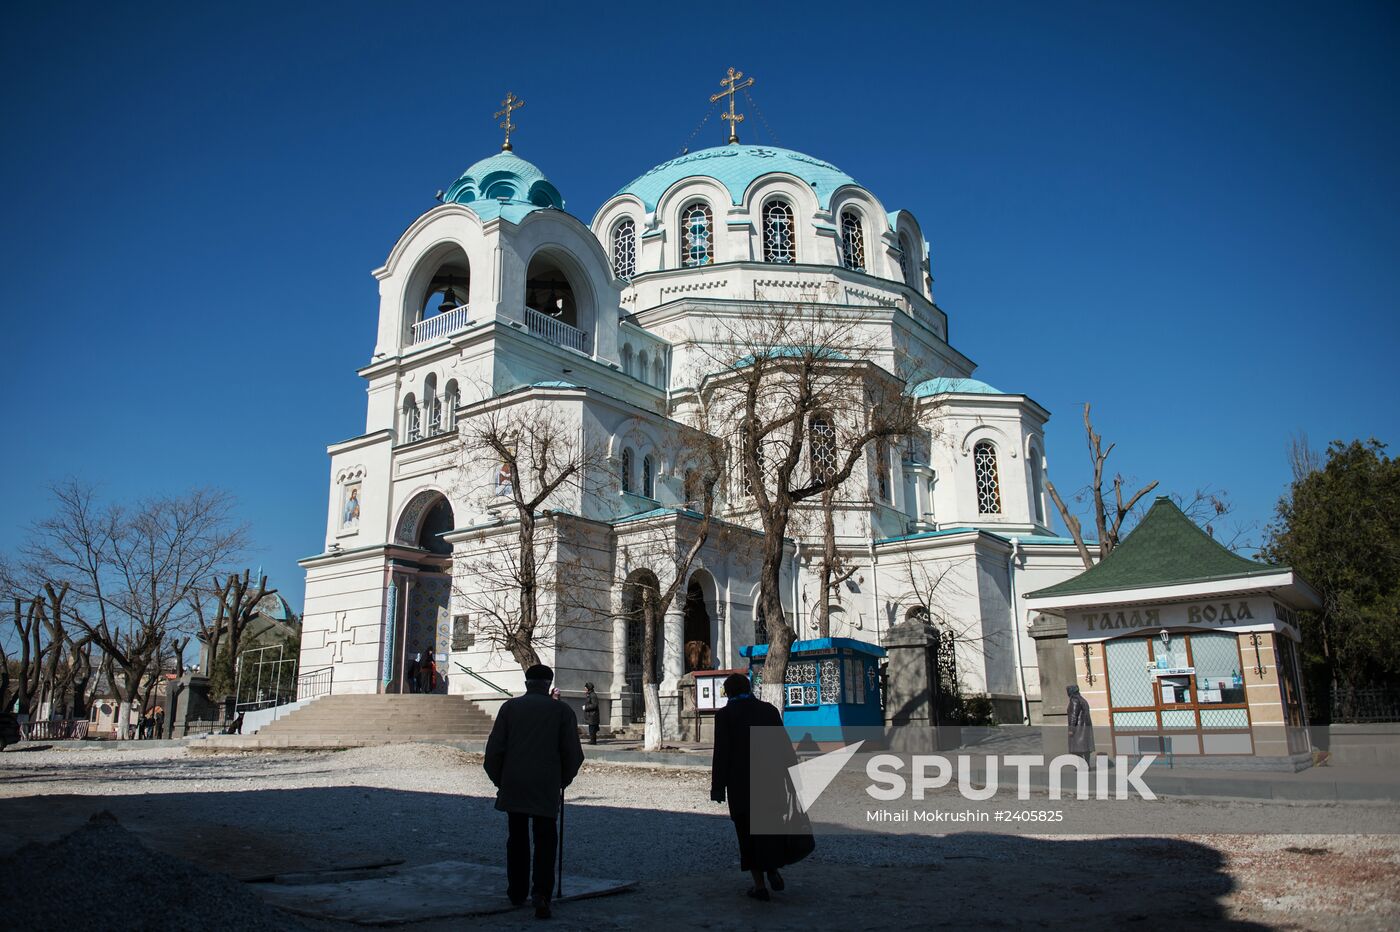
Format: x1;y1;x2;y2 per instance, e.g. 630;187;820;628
641;588;661;751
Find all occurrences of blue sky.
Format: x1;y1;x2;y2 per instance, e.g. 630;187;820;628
2;1;1396;610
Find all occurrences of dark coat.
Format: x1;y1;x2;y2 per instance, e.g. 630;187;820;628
484;685;585;818
1066;686;1095;754
711;694;814;871
581;691;600;727
711;695;784;815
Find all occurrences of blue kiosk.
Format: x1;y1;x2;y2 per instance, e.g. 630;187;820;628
741;637;886;744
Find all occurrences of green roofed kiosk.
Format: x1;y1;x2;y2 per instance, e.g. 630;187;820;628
1023;497;1321;764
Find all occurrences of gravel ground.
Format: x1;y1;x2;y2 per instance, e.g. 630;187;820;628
2;743;1398;930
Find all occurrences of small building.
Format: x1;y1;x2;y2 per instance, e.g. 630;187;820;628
742;638;886;743
1024;497;1320;762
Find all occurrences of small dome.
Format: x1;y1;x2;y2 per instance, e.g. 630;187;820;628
254;592;295;623
615;144;857;212
444;151;564;217
911;377;1004;398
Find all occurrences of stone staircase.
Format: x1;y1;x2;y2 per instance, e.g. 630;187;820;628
192;693;496;751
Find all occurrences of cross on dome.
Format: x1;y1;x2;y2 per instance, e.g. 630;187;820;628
710;67;754;145
495;91;525;151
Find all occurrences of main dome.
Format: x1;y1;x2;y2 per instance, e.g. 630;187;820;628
443;150;564;222
615;144;857;212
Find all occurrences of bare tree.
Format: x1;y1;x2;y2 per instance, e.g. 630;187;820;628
22;482;245;738
1046;403;1159;569
1287;431;1323;483
190;570;274;699
689;303;920;704
457;400;602;671
812;488;859;639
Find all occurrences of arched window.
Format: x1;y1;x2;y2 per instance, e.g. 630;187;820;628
840;210;866;272
683;469;698;504
402;394;420;443
621;343;634;376
810;416;836;482
423;374;440;435
638;351;650;386
642;455;655;498
974;441;1002;514
612;218;636;279
620;448;634;494
762;199;796;264
443;380;459;432
681;202;714;267
754;603;769;646
898;234;917;287
1030;445;1046;523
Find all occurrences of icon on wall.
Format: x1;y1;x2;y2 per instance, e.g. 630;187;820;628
341;482;361;531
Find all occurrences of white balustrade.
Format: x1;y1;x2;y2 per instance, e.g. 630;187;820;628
525;306;587;352
411;304;471;345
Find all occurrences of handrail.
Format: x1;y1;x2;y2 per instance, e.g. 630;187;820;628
455;663;512;696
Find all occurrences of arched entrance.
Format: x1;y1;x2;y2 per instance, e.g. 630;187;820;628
389;492;455;694
683;570;717;672
622;570;661;723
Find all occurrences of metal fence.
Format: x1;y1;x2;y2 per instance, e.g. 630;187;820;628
1329;685;1400;723
234;644;296;712
297;666;334;701
19;719;89;740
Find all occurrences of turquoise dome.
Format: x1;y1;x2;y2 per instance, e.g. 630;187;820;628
443;151;564;222
615;144;857;212
910;377;1004;398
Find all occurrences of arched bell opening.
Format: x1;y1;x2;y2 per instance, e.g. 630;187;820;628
525;253;579;329
404;244;472;347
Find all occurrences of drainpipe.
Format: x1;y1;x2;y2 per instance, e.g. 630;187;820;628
1008;537;1030;725
868;536;881;644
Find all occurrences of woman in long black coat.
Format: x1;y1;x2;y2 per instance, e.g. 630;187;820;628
710;673;813;900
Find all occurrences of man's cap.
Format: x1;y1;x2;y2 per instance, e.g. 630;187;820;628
723;673;751;697
524;663;554;683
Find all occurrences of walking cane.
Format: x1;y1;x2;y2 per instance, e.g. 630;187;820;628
557;787;565;897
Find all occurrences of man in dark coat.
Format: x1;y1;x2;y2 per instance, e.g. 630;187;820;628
484;663;585;919
1066;684;1095;762
581;682;600;745
710;673;813;900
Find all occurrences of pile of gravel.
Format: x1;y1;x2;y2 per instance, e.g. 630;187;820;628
0;811;303;931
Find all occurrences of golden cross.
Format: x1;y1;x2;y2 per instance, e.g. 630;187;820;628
709;67;755;145
494;92;525;151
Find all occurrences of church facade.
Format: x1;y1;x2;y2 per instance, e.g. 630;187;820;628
298;116;1088;731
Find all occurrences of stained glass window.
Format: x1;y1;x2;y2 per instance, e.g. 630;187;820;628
840;210;865;272
974;441;1001;514
762;199;795;263
612;218;636;279
681;202;713;267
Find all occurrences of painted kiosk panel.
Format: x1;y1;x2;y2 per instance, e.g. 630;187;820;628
741;637;886;744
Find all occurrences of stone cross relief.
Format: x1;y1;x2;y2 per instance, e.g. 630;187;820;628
330;611;355;664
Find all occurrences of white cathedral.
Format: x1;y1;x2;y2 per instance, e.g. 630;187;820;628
298;91;1088;733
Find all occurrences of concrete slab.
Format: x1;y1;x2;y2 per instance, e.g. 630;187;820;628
250;858;634;924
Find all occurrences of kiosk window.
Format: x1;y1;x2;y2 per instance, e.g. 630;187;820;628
1192;632;1244;704
1106;638;1154;706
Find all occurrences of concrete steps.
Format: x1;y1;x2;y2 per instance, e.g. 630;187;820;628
252;693;495;740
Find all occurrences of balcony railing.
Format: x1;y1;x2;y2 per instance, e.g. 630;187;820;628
411;304;471;345
525;306;587;352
